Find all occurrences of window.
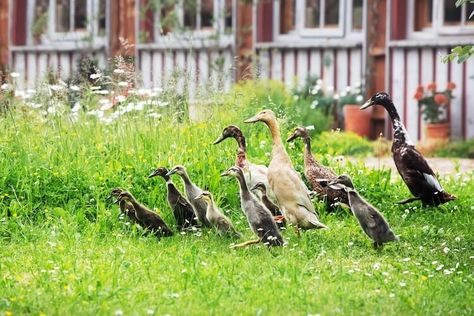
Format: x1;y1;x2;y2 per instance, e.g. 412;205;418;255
55;0;87;33
304;0;340;29
280;0;296;34
183;0;214;31
410;0;474;36
352;0;363;30
224;0;232;34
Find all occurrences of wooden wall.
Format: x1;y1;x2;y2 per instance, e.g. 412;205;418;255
389;45;474;140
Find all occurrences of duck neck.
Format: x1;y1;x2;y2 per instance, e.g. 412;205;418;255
265;119;283;147
236;149;247;168
205;198;216;215
383;102;414;147
303;136;312;155
235;169;250;195
233;132;247;152
180;171;193;186
161;174;171;182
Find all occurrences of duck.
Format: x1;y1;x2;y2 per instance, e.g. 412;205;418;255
213;125;275;202
108;187;138;223
148;167;199;229
250;182;286;230
166;165;211;226
328;175;399;248
244;110;327;233
194;191;241;237
361;92;456;206
221;166;284;248
287;126;348;207
117;191;174;237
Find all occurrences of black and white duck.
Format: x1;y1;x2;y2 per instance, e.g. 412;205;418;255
194;191;241;237
361;92;456;206
108;187;138;223
329;175;399;249
222;166;284;248
148;167;199;229
166;165;212;227
118;191;174;237
287;126;348;207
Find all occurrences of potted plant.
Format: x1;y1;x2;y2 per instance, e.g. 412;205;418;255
339;84;371;137
414;82;456;140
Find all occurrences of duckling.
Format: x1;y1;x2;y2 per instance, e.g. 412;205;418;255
213;125;275;202
287;127;348;207
222;166;284;248
329;175;399;248
361;92;456;206
148;167;199;229
250;182;286;230
244;109;327;233
118;191;174;237
194;191;240;237
166;165;211;227
108;187;138;223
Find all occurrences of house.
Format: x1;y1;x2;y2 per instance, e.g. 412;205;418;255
0;0;473;140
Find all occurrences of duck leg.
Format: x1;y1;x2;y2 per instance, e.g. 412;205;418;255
274;215;285;223
294;225;301;237
396;197;421;205
230;239;261;249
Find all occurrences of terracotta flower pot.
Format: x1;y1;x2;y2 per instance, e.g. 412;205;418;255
343;104;372;137
426;123;450;140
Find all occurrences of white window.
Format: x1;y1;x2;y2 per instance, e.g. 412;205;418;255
409;0;474;37
29;0;108;44
147;0;234;43
274;0;363;40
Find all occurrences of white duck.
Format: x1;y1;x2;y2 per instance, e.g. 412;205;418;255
244;110;327;232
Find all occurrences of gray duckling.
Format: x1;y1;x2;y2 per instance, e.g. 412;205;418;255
118;191;174;237
221;166;284;248
166;165;211;227
329;175;399;248
250;182;286;230
194;191;241;237
287;126;348;207
148;167;199;229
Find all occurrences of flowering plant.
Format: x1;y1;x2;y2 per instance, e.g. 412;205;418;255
414;82;456;123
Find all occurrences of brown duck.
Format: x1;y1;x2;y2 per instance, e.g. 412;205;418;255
287;127;348;207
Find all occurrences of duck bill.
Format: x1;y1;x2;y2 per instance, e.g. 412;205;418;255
165;168;177;177
328;183;346;191
315;178;330;187
194;195;203;201
213;135;225;145
244;116;259;123
360;100;373;110
286;132;298;143
220;171;230;177
148;169;159;178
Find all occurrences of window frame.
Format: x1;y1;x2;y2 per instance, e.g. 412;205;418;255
273;0;363;42
27;0;108;45
408;0;474;39
151;0;234;44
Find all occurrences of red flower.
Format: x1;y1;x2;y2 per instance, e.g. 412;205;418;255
434;93;448;106
416;85;424;93
414;91;423;101
427;83;437;91
446;82;456;90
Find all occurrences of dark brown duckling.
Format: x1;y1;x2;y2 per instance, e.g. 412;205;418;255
250;182;286;230
148;167;199;229
329;175;399;249
361;92;456;206
287;126;348;207
221;166;284;248
108;187;138;224
118;191;174;237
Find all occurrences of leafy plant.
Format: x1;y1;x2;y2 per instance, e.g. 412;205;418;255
414;82;456;123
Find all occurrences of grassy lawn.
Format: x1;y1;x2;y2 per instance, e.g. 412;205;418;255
0;87;473;315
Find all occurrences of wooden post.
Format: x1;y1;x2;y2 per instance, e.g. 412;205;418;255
110;0;137;57
236;0;253;81
0;0;9;70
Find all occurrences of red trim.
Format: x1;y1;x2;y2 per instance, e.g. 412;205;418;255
333;49;338;90
417;48;422;140
140;0;154;43
462;62;467;139
347;49;351;87
269;49;273;80
11;0;27;45
294;49;298;78
388;48;393;139
391;0;407;40
256;1;273;42
319;50;323;79
403;49;408;128
447;48;452;125
282;50;285;82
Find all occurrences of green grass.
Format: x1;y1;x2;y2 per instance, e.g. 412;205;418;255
0;94;473;315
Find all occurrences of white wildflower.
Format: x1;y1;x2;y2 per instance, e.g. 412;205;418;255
146;309;155;315
10;72;19;78
306;125;315;130
443;247;450;254
118;81;129;87
454;236;461;242
114;309;123;316
399;281;406;287
356;95;364;102
49;84;63;92
70;85;80;92
2;83;10;90
114;68;125;74
148;113;161;119
29;103;42;109
373;262;381;270
90;73;102;80
71;102;81;113
115;95;127;103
